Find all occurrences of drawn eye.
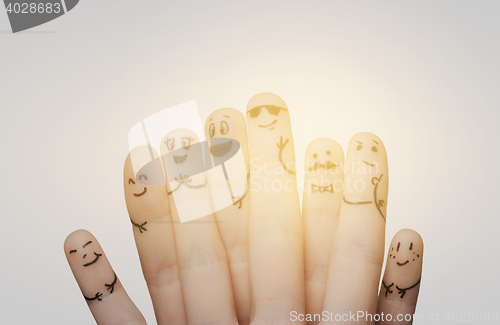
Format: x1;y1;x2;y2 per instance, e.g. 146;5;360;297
165;138;175;151
313;153;317;159
372;146;378;153
69;249;77;254
181;136;194;149
209;123;215;137
128;178;135;185
248;106;262;118
220;121;229;135
326;150;331;155
356;145;362;151
409;242;413;250
266;106;281;116
138;174;147;181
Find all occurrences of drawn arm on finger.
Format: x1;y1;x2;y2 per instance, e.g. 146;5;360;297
232;189;248;209
230;172;250;209
84;292;103;301
83;273;118;302
372;174;386;220
342;196;372;205
277;136;296;175
382;280;394;297
105;273;117;294
396;278;421;299
167;174;207;193
131;220;148;233
184;175;207;189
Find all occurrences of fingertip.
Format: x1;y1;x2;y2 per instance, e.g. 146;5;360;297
124;146;161;183
391;229;424;254
207;107;245;124
205;107;247;143
64;229;95;256
246;92;288;112
161;128;200;151
387;229;423;271
348;132;386;153
394;229;423;241
350;132;383;142
126;146;160;162
305;138;344;160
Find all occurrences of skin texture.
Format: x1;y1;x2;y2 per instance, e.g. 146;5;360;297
376;230;423;325
65;93;422;325
160;129;238;325
320;132;388;325
302;138;344;325
64;230;145;325
123;147;186;325
246;93;305;324
205;108;251;325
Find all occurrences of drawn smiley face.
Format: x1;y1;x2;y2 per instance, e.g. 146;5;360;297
69;240;103;267
342;133;388;211
308;150;339;172
160;129;205;188
246;93;289;132
207;114;233;157
128;174;148;197
354;138;381;168
389;241;421;267
205;108;250;176
164;135;195;164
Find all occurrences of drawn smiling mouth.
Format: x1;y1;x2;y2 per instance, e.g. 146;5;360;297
174;154;188;164
258;120;277;128
363;161;375;167
397;260;409;266
133;187;147;197
83;252;102;267
210;140;233;157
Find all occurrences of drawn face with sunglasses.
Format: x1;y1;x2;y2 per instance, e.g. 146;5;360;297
247;105;288;131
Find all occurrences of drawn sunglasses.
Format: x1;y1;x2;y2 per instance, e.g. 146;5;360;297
247;105;287;118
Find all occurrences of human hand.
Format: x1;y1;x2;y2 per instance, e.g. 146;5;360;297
64;93;423;325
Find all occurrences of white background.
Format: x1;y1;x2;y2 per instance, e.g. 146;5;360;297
0;1;499;324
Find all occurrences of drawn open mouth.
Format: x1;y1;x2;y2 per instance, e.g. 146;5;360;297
397;260;409;266
210;140;233;157
174;154;188;164
83;252;102;267
258;120;277;128
133;187;147;197
363;161;375;167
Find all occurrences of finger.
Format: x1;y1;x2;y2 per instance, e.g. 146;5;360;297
160;129;238;325
124;146;186;325
321;132;389;324
246;93;305;323
302;138;344;324
64;230;146;325
376;230;423;325
205;108;251;325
